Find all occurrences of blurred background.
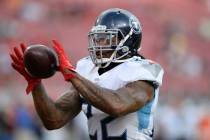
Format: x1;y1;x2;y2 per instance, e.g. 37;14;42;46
0;0;210;140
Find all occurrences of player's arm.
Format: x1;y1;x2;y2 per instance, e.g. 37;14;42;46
52;40;154;117
69;73;154;117
10;43;81;130
32;83;81;130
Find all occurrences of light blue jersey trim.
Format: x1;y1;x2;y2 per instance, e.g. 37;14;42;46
137;93;155;130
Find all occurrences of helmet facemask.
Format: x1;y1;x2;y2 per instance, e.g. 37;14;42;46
88;25;134;68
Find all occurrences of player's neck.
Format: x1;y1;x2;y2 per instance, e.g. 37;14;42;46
98;62;121;75
97;54;144;75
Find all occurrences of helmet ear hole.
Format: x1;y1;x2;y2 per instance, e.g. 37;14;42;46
116;46;130;57
122;46;129;53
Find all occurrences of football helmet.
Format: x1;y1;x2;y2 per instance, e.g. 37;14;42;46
88;8;142;67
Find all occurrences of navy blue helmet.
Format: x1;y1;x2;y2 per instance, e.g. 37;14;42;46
88;8;142;67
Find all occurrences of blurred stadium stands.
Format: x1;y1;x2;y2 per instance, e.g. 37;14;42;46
0;0;210;140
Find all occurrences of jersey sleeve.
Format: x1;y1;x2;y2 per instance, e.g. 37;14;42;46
75;56;94;75
116;59;164;87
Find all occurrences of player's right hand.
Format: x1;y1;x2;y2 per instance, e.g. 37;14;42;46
52;40;76;81
10;43;41;94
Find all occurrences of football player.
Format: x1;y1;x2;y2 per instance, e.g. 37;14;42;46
10;8;164;140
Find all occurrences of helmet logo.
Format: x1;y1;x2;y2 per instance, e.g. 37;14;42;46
130;19;141;34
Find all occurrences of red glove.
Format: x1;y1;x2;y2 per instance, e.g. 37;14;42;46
52;40;76;81
10;43;41;94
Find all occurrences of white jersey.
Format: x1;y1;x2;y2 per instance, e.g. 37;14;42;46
76;56;164;140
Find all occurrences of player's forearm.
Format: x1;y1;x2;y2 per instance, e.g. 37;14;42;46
32;83;74;129
69;74;129;116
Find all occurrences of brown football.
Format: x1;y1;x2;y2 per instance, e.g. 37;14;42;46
24;44;59;78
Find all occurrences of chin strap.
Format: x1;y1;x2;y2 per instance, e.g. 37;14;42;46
118;28;134;47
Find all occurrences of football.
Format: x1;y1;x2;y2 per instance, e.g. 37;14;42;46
23;44;59;78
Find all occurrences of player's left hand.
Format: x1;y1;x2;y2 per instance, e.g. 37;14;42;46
52;40;76;81
10;43;41;94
